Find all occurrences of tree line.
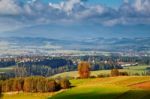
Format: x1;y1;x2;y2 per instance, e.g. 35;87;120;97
12;58;75;77
0;76;70;93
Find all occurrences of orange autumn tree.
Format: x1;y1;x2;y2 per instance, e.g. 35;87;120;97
78;61;90;78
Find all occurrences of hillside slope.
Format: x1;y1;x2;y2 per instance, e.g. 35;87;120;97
50;76;150;99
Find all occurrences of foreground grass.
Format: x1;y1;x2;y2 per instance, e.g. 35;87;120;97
2;93;53;99
2;76;150;99
50;76;150;99
2;72;150;99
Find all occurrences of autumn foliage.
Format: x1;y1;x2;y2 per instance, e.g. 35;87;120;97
111;69;119;77
78;61;90;78
0;76;71;93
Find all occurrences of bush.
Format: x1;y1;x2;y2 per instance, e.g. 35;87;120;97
90;76;96;78
111;69;119;77
133;73;140;76
146;71;150;76
97;74;110;78
59;79;71;89
119;72;128;76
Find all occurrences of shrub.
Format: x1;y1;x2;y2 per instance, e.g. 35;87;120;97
111;69;119;77
60;79;71;89
97;74;110;78
133;73;140;76
146;71;150;76
90;76;96;78
119;72;128;76
97;74;105;78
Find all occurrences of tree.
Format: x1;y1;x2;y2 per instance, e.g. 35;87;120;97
111;69;119;77
60;79;71;89
13;66;27;77
0;81;2;98
46;80;57;92
23;78;31;92
12;79;22;92
37;77;46;92
0;76;71;93
78;61;90;78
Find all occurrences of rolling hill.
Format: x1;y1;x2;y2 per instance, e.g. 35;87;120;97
50;76;150;99
2;76;150;99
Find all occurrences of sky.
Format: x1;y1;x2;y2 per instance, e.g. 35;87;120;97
42;0;123;7
0;0;150;40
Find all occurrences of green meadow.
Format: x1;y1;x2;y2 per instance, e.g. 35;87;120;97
1;65;150;99
51;65;150;78
2;76;150;99
50;76;150;99
0;66;15;73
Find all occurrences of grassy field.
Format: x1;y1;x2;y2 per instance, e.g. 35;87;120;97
2;93;54;99
50;76;150;99
1;65;150;99
51;65;150;78
0;66;15;73
0;65;149;75
2;76;150;99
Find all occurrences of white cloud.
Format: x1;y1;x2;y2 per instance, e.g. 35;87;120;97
134;0;150;13
0;0;150;32
63;0;81;14
49;0;81;15
74;5;106;20
0;0;21;15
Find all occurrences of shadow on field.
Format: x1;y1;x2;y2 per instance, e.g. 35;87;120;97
70;85;76;88
50;93;121;99
50;90;150;99
116;90;150;99
0;87;3;99
0;93;3;99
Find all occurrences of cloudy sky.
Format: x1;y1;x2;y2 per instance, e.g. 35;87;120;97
0;0;150;40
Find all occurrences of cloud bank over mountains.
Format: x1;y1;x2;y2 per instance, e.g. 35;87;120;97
0;0;150;33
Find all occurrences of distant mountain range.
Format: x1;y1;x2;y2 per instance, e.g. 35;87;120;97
0;37;149;56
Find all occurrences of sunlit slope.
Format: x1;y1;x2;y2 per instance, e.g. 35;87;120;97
51;65;149;78
50;76;150;99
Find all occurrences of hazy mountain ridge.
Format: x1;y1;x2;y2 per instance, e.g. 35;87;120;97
0;37;149;54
